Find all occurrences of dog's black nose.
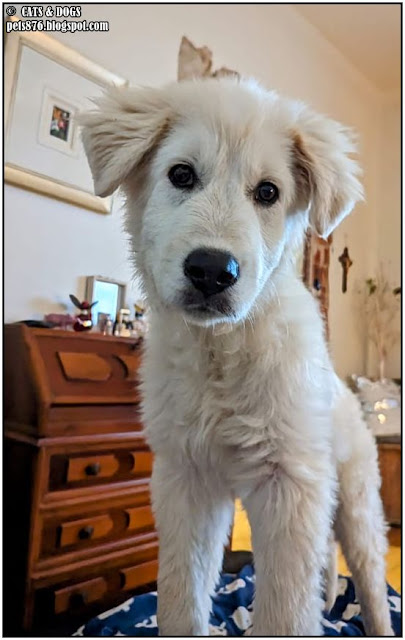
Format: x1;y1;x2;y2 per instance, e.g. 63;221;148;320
184;249;240;297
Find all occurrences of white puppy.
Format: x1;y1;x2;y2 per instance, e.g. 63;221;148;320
81;78;393;636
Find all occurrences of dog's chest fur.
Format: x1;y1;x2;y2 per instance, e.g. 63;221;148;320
141;286;335;491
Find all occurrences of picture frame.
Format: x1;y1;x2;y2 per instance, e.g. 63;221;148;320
302;231;333;339
85;276;127;322
38;88;80;157
5;17;127;214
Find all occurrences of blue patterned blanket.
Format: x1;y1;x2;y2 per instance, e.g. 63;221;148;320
74;564;401;636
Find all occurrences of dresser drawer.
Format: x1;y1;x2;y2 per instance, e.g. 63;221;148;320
32;542;158;628
40;502;155;561
120;559;158;591
43;561;158;616
32;331;142;406
48;446;153;493
54;576;107;614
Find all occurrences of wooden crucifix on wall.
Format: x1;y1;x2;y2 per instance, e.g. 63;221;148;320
338;247;353;293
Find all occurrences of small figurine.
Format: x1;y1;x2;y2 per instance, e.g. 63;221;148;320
69;294;98;332
105;315;114;335
113;308;132;337
132;302;148;338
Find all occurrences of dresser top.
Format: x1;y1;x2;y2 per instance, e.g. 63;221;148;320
6;323;142;346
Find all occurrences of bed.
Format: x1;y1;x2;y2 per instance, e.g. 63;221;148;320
74;564;401;636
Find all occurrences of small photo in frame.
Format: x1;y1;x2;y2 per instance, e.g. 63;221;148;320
38;89;79;157
50;105;70;141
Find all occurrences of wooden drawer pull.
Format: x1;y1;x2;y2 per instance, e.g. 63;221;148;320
130;451;153;475
54;577;107;614
85;463;101;476
125;505;154;532
120;560;158;591
78;525;94;540
67;455;119;482
59;514;113;548
70;591;88;608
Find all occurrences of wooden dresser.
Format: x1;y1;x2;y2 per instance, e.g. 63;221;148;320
4;324;158;635
377;435;401;527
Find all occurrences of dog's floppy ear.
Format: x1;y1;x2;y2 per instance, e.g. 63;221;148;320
291;109;364;238
79;86;172;197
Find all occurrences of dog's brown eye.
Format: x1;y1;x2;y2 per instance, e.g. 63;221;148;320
168;164;196;189
255;181;279;206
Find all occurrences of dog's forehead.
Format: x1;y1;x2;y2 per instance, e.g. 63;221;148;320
158;88;294;180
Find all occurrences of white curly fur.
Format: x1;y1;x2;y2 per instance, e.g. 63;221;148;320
81;77;393;636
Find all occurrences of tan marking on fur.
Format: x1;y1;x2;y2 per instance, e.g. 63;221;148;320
291;130;315;208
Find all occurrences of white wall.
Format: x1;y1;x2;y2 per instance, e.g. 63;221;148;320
5;4;398;378
5;185;134;317
377;96;401;284
365;95;401;379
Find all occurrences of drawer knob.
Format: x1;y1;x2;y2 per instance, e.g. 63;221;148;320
69;591;87;608
85;462;101;476
78;525;94;540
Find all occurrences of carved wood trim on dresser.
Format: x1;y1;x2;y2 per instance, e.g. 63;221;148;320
4;325;158;635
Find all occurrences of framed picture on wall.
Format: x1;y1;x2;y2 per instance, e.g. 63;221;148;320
37;89;81;157
5;17;127;214
302;231;333;339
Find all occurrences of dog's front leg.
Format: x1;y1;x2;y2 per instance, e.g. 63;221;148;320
151;456;234;636
244;466;335;636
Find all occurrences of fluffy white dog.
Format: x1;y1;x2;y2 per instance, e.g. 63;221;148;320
81;78;393;636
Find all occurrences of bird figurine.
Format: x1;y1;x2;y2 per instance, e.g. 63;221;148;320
69;294;98;332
